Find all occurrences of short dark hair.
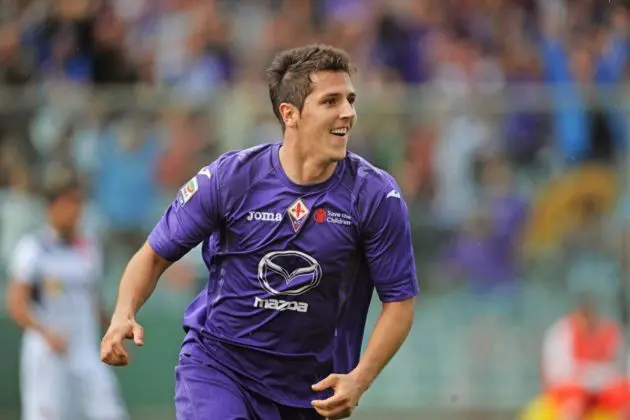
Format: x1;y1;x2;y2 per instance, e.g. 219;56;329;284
266;44;355;130
40;161;82;203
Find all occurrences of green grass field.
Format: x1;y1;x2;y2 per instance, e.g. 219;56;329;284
0;407;517;420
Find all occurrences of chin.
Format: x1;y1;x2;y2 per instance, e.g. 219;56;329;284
327;148;347;162
321;137;348;162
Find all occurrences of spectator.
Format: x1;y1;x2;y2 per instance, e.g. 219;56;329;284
542;295;630;419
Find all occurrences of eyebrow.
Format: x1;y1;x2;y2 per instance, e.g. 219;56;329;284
320;92;356;100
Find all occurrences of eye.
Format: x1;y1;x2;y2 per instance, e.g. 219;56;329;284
323;97;336;106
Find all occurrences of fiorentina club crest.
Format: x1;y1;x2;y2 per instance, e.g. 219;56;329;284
288;198;310;232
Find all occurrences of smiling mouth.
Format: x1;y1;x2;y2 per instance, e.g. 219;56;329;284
330;127;349;137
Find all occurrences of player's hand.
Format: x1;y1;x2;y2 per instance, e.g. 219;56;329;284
100;315;144;366
43;331;68;354
311;373;367;419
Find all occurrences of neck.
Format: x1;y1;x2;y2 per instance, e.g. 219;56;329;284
58;228;76;243
278;137;337;185
48;219;76;244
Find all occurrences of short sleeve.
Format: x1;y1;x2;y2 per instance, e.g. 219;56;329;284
9;236;41;284
360;183;419;302
148;163;221;262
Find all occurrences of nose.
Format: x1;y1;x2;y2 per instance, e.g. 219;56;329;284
339;100;356;120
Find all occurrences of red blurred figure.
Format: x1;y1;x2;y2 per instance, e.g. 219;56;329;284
542;296;630;419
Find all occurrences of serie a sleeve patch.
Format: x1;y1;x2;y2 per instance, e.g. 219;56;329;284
177;177;199;206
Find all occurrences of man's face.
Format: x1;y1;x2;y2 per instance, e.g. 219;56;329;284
295;71;357;163
49;188;83;234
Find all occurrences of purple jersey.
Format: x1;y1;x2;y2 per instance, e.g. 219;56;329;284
148;143;418;407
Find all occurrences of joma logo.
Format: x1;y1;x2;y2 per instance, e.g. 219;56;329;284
246;211;283;222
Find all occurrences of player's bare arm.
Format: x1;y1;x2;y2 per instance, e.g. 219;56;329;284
312;297;415;419
6;280;67;354
100;241;172;366
102;160;219;367
352;298;415;385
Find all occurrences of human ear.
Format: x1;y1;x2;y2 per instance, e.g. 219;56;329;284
279;103;299;128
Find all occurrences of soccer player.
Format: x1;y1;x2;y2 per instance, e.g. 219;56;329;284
100;44;418;420
6;163;128;420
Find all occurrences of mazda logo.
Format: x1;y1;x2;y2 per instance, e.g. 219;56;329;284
257;250;322;296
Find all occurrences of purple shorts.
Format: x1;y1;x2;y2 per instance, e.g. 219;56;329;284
175;354;324;420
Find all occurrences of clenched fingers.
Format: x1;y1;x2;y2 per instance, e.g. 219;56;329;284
100;318;145;366
312;395;354;419
313;405;353;419
327;408;354;420
100;333;129;366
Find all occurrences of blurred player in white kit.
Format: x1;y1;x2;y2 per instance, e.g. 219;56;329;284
5;163;128;420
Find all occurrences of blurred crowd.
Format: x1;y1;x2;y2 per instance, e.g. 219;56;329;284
0;0;628;308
